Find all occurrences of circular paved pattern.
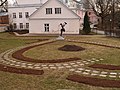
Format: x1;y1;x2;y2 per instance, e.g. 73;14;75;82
0;39;120;80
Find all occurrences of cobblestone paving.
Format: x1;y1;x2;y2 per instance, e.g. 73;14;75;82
0;39;120;79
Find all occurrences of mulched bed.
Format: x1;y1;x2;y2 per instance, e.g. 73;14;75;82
0;64;44;75
68;41;120;49
25;39;49;44
15;30;29;34
89;64;120;70
7;30;29;34
12;41;81;63
58;45;85;52
67;74;120;88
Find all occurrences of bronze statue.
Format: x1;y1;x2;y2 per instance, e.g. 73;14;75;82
60;22;67;36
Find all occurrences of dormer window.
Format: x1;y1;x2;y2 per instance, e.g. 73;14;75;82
55;8;61;14
46;8;52;14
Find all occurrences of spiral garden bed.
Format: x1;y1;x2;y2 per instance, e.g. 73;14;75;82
2;38;120;88
12;42;82;63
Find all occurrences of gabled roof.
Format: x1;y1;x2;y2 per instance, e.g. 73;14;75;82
29;0;80;19
8;4;41;8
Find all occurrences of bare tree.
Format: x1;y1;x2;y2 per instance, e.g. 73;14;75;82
87;0;114;30
73;0;90;9
0;0;8;12
0;0;7;6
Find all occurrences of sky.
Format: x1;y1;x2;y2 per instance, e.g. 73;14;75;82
8;0;81;3
8;0;15;4
8;0;81;4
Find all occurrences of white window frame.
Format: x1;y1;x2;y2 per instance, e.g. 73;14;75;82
26;23;29;29
46;8;52;14
20;23;23;29
44;24;49;32
13;13;16;18
55;8;61;14
19;12;22;18
25;12;29;18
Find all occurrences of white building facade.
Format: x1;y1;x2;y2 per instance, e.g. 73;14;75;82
29;0;80;34
8;0;78;30
8;0;98;34
8;0;45;30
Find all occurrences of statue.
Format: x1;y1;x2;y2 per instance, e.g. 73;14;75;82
60;22;67;36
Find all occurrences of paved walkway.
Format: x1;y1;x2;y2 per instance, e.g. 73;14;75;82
0;39;120;79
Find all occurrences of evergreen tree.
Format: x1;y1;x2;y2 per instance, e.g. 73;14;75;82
83;11;91;34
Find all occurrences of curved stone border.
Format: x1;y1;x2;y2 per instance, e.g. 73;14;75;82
0;48;88;70
66;39;120;49
89;64;120;70
1;38;120;81
0;63;44;75
12;40;81;63
66;39;120;74
67;74;120;88
70;67;120;79
0;43;101;73
25;39;49;44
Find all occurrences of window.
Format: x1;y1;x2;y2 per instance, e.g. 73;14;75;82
13;13;16;18
44;24;49;32
20;23;23;29
19;12;22;18
26;23;29;29
25;12;29;18
55;8;61;14
46;8;52;14
65;0;68;3
13;23;17;29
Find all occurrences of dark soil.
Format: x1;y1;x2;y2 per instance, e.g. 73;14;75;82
7;30;29;34
16;30;29;34
12;42;81;63
89;64;120;70
68;41;120;49
0;64;44;75
25;39;49;44
67;74;120;88
58;45;85;52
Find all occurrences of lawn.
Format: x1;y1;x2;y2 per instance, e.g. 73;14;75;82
24;37;120;65
0;32;120;90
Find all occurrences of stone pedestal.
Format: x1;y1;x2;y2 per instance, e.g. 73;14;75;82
56;36;65;40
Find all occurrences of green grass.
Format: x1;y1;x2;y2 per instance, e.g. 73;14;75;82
0;70;120;90
1;32;120;90
23;41;106;60
24;40;120;65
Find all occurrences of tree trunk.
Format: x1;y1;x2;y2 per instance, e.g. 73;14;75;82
101;17;104;30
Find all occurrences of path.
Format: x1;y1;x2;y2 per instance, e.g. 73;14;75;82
0;39;120;79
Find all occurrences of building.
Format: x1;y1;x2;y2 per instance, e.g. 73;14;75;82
8;0;66;30
29;0;80;34
0;12;9;24
8;0;98;34
8;0;47;30
8;0;81;33
0;12;9;32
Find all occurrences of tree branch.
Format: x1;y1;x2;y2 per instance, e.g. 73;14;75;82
0;0;7;6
